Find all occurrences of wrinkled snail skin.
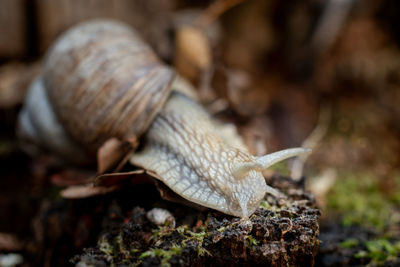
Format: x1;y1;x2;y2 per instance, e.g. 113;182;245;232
17;20;311;218
130;92;310;218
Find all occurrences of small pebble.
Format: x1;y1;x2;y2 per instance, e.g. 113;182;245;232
146;208;176;228
0;253;23;267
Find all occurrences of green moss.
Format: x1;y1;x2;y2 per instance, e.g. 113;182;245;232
354;239;400;265
217;226;226;233
97;231;141;265
179;225;211;257
247;235;258;246
259;200;271;209
388;173;400;205
186;230;206;243
269;161;291;177
98;235;115;256
326;172;399;230
138;245;182;267
339;238;359;248
151;225;173;241
148;224;211;260
259;200;282;213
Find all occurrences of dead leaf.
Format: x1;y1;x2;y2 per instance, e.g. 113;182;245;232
60;184;119;199
94;169;148;187
97;138;137;174
96;168;207;211
50;169;95;186
175;26;211;81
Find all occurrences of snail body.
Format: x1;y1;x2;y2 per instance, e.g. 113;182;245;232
18;20;309;218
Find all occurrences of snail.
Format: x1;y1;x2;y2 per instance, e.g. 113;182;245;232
17;20;310;218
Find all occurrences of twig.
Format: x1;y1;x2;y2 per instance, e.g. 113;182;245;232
290;105;331;181
311;0;355;53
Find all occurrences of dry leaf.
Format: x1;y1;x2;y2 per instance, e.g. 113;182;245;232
97;138;137;174
60;184;118;199
175;26;211;81
50;169;95;186
94;169;148;187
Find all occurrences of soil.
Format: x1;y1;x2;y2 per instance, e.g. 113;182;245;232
61;175;321;266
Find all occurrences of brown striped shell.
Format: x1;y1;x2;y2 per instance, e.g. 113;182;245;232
43;20;174;155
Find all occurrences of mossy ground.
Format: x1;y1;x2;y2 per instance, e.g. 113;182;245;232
326;172;400;230
70;175;320;266
316;171;400;266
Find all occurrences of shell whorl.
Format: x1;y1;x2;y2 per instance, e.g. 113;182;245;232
43;20;174;155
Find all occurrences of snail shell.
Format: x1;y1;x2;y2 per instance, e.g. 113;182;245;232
18;20;310;218
18;78;90;163
20;20;174;159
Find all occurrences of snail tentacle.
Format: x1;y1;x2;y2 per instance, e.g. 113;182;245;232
255;148;312;170
232;148;311;180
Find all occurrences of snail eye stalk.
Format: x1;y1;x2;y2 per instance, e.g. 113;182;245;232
232;148;311;179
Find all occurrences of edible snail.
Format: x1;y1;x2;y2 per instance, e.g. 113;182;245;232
17;20;310;218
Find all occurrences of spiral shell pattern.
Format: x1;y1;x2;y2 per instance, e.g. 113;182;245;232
44;20;174;154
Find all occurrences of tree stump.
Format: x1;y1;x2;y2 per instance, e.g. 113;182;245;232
68;175;320;266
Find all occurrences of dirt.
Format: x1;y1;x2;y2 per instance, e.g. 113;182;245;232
67;175;320;266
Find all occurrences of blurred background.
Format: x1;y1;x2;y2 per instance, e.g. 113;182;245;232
0;0;399;266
